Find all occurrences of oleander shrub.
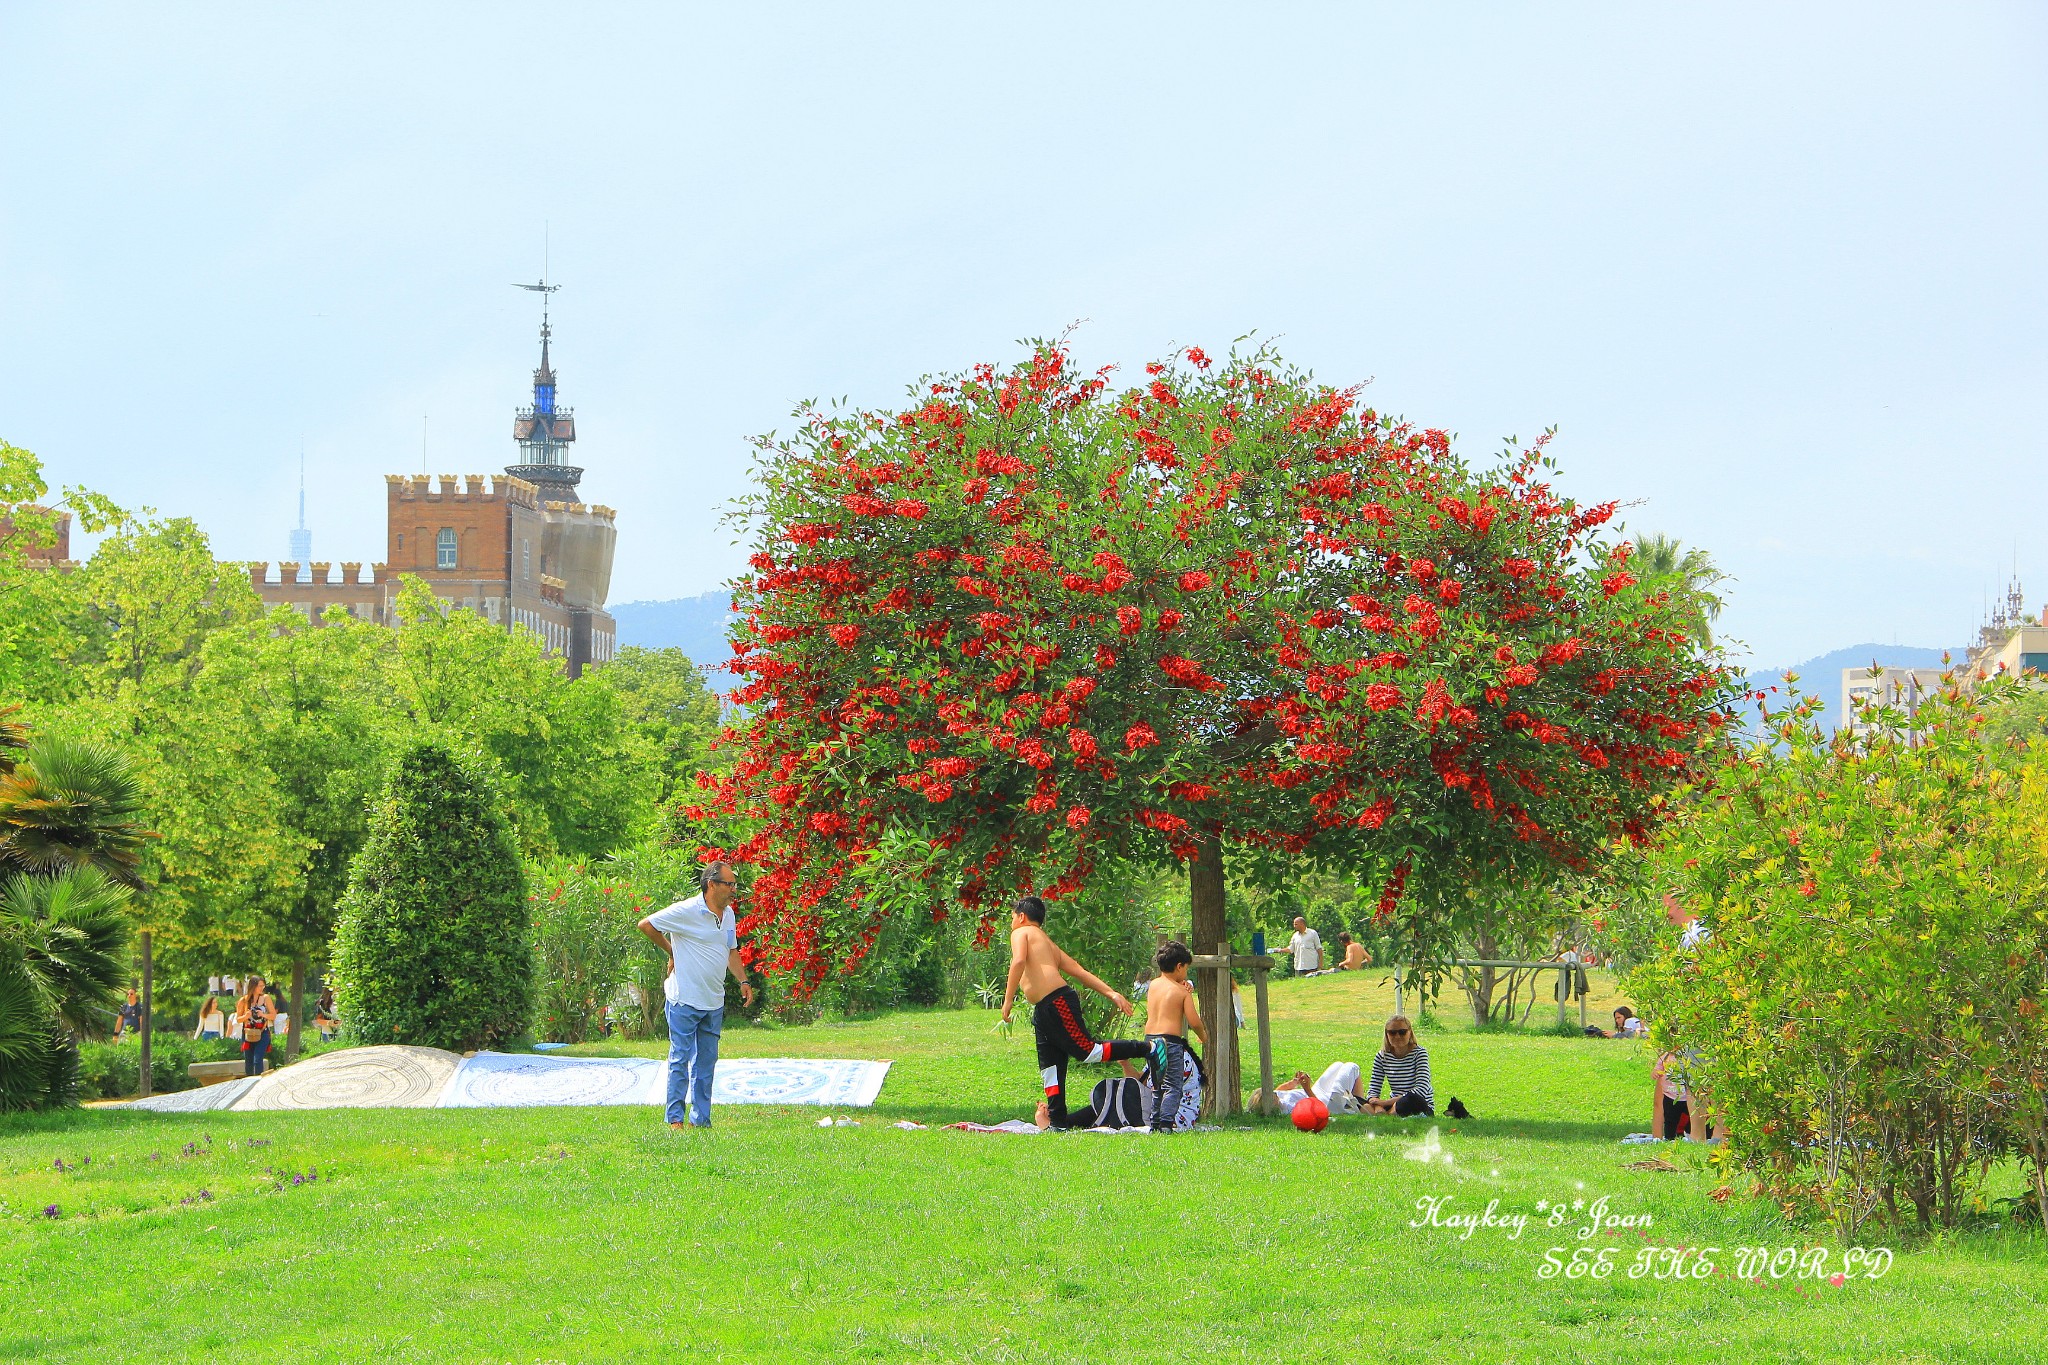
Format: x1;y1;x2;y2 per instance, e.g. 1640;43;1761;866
330;740;531;1051
1633;678;2048;1236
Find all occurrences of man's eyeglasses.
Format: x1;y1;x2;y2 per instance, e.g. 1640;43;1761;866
709;877;740;889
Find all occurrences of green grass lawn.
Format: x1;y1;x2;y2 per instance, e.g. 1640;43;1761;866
4;970;2044;1363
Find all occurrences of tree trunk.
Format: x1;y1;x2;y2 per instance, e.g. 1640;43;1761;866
1462;927;1500;1026
1191;828;1239;1115
288;959;306;1064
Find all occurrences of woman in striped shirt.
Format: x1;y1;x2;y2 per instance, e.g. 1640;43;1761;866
1364;1015;1433;1117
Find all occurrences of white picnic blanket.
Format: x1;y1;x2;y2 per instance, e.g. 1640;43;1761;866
117;1050;893;1111
439;1052;892;1109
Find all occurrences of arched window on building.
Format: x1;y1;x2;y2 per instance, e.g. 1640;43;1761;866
436;527;457;569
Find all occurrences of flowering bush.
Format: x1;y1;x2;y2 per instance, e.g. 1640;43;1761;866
1633;677;2048;1235
696;342;1738;990
529;864;648;1045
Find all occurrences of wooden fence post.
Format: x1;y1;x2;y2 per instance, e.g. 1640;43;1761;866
1252;958;1275;1115
1213;941;1236;1118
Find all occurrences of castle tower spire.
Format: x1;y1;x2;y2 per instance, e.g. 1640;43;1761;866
508;279;580;499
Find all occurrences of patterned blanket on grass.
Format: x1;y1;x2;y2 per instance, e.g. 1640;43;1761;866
438;1053;891;1109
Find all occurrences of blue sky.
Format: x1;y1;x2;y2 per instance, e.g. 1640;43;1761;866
3;3;2042;669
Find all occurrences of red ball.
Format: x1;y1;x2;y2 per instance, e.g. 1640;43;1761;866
1291;1096;1330;1132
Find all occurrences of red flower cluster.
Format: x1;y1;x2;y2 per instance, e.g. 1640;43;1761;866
694;343;1742;989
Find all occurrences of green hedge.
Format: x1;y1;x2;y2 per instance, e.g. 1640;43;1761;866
75;1034;243;1101
331;740;532;1051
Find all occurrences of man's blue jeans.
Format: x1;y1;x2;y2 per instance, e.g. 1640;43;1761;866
665;1000;723;1126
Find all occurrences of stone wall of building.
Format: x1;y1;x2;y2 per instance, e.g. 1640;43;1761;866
254;472;616;675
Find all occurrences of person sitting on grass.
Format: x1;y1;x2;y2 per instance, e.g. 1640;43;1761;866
1143;940;1208;1132
1336;933;1369;971
1611;1006;1647;1039
1000;895;1150;1130
1363;1016;1433;1116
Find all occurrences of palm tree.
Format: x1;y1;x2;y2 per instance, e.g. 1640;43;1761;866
0;867;133;1110
1;868;133;1032
1632;532;1729;648
0;736;150;886
0;706;26;775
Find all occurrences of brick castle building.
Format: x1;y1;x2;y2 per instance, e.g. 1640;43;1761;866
251;296;618;676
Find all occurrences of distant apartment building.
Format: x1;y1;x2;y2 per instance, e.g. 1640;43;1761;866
251;297;618;676
1841;664;1948;736
1842;578;2048;737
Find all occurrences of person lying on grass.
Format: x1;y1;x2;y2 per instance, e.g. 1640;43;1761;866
1000;895;1150;1130
1143;941;1209;1132
1363;1016;1434;1117
1269;1063;1369;1116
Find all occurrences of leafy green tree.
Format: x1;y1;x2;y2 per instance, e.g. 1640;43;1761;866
587;646;721;806
189;608;403;1049
389;578;661;858
330;740;532;1050
0;442;121;706
62;516;266;715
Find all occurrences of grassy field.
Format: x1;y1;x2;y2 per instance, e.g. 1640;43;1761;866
3;969;2044;1363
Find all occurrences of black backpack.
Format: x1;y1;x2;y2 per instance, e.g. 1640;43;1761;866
1087;1076;1148;1129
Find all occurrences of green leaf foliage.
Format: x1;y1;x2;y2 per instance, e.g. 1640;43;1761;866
1632;676;2048;1235
330;740;532;1051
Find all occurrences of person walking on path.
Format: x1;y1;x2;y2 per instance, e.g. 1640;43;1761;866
1000;895;1150;1130
637;862;754;1130
235;976;276;1076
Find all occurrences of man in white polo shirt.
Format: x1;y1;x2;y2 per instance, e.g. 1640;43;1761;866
1287;916;1322;976
637;861;755;1129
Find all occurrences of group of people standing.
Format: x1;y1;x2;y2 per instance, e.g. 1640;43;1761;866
190;977;338;1074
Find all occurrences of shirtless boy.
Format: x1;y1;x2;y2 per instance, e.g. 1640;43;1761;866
1144;940;1208;1132
1000;895;1149;1129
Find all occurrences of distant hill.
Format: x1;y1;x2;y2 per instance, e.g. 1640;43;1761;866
611;593;736;674
1745;643;1950;735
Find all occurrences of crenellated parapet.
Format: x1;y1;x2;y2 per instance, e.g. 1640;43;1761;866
388;472;542;506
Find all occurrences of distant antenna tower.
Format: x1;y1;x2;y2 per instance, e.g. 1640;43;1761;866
288;448;312;581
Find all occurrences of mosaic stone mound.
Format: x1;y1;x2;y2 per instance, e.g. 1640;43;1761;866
233;1045;462;1110
121;1076;261;1113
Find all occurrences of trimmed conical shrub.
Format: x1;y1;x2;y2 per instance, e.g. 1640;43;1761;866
330;741;530;1050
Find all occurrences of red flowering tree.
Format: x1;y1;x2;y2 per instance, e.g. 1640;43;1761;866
693;343;1740;1026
